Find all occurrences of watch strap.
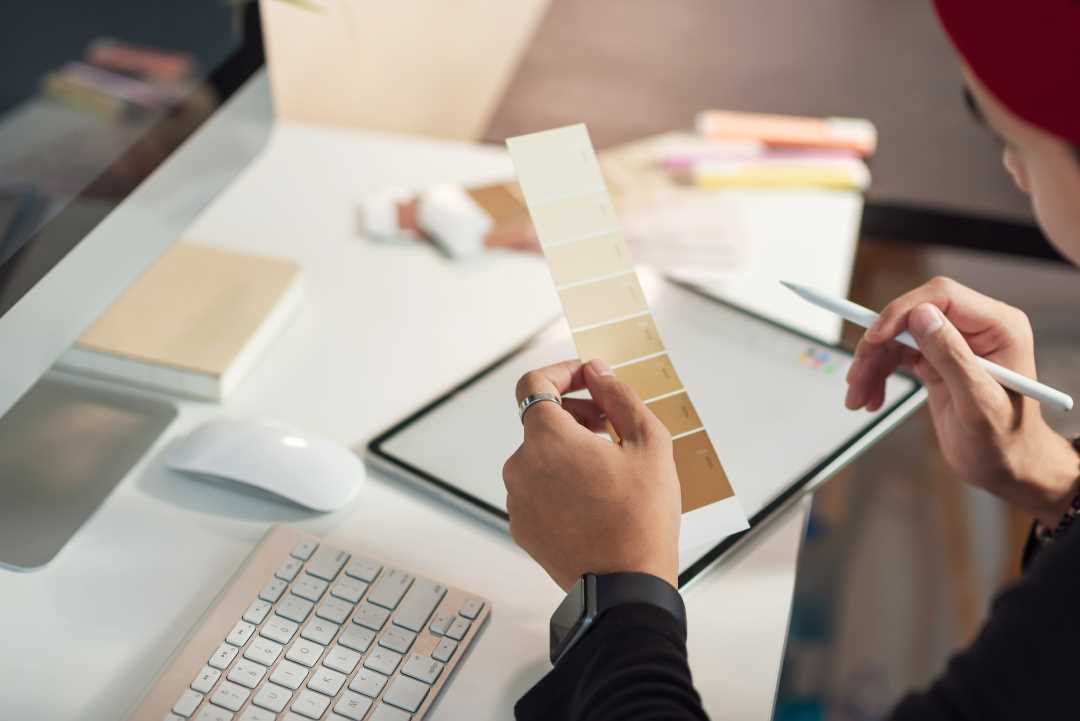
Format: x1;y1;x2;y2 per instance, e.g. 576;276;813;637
594;572;687;640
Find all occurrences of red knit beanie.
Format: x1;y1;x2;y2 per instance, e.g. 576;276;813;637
932;0;1080;145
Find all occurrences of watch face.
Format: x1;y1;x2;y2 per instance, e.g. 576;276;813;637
550;577;587;660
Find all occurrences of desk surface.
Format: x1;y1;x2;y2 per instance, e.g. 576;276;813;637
0;74;856;720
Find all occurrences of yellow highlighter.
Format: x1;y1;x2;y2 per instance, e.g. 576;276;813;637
689;158;871;191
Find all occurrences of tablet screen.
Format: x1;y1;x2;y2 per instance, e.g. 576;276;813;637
371;280;921;581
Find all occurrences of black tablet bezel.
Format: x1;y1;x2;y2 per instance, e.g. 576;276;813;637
367;279;924;587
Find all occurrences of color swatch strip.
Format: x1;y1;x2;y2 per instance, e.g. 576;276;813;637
506;124;738;515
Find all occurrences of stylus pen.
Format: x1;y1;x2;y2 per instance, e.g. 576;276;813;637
781;281;1074;412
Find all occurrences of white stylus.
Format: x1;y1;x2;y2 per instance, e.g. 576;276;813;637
781;280;1074;412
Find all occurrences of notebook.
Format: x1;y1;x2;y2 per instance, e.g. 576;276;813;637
57;242;303;400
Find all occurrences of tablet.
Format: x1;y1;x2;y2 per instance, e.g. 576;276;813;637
368;279;925;587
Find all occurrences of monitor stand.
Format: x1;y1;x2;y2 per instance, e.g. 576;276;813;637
0;374;177;571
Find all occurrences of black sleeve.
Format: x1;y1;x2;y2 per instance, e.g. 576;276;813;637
889;523;1080;720
514;603;709;721
516;525;1079;721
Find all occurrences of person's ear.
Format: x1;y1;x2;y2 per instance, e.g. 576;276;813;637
1002;146;1031;194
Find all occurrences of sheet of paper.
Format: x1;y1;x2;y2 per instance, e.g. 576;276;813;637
507;124;749;547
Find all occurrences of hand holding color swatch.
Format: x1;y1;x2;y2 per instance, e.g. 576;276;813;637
506;124;745;524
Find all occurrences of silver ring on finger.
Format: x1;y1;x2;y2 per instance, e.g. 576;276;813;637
518;392;562;423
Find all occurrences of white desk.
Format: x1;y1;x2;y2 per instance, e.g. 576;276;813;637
0;75;855;721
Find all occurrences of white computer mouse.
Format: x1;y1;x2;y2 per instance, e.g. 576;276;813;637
165;418;364;511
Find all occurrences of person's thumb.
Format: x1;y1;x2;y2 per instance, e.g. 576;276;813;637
908;303;999;410
583;359;660;445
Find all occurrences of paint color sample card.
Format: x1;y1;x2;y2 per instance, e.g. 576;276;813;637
507;124;748;544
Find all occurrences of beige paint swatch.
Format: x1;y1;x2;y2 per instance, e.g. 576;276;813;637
674;430;734;511
530;192;618;242
558;273;648;329
572;315;665;366
646;392;703;437
507;124;738;514
613;354;684;400
546;232;634;286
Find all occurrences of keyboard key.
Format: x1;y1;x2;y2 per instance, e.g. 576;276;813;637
173;689;203;717
348;668;388;698
277;594;315;624
306;546;350;581
285;638;325;668
275;557;303;582
226;659;267;689
165;714;184;721
191;665;221;693
428;611;453;636
259;578;288;604
344;558;382;582
364;647;402;676
338;625;376;654
195;706;233;721
290;540;319;561
209;680;249;712
446;616;471;641
252;682;292;713
401;653;444;685
307;665;347;696
331;577;369;604
324;644;362;674
243;637;283;666
225;621;256;647
292;689;331;719
300;617;339;646
242;599;272;625
267;659;307;690
458;597;485;619
378;627;416;654
431;637;457;663
293;575;329;603
367;569;413;609
208;643;238;670
370;704;411;721
383;674;428;712
238;708;276;721
260;615;299;645
334;691;373;721
353;602;390;631
393;580;446;632
316;597;354;625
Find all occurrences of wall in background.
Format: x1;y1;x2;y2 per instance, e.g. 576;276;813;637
487;0;1033;224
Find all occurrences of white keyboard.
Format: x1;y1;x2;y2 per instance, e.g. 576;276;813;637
127;526;489;721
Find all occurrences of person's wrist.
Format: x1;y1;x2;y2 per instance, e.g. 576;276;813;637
1019;425;1080;526
589;558;677;590
631;551;679;590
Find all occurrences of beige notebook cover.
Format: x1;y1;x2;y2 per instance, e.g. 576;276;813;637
58;243;303;400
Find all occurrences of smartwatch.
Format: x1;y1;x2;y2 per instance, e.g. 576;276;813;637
549;572;686;665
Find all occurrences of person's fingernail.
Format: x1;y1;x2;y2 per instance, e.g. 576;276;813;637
909;304;944;337
590;358;614;376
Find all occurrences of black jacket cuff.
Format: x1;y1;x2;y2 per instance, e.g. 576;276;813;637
515;602;691;721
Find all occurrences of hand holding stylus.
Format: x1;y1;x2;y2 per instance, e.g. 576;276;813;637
843;277;1079;525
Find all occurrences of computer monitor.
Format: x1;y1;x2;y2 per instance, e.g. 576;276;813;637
0;3;271;569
